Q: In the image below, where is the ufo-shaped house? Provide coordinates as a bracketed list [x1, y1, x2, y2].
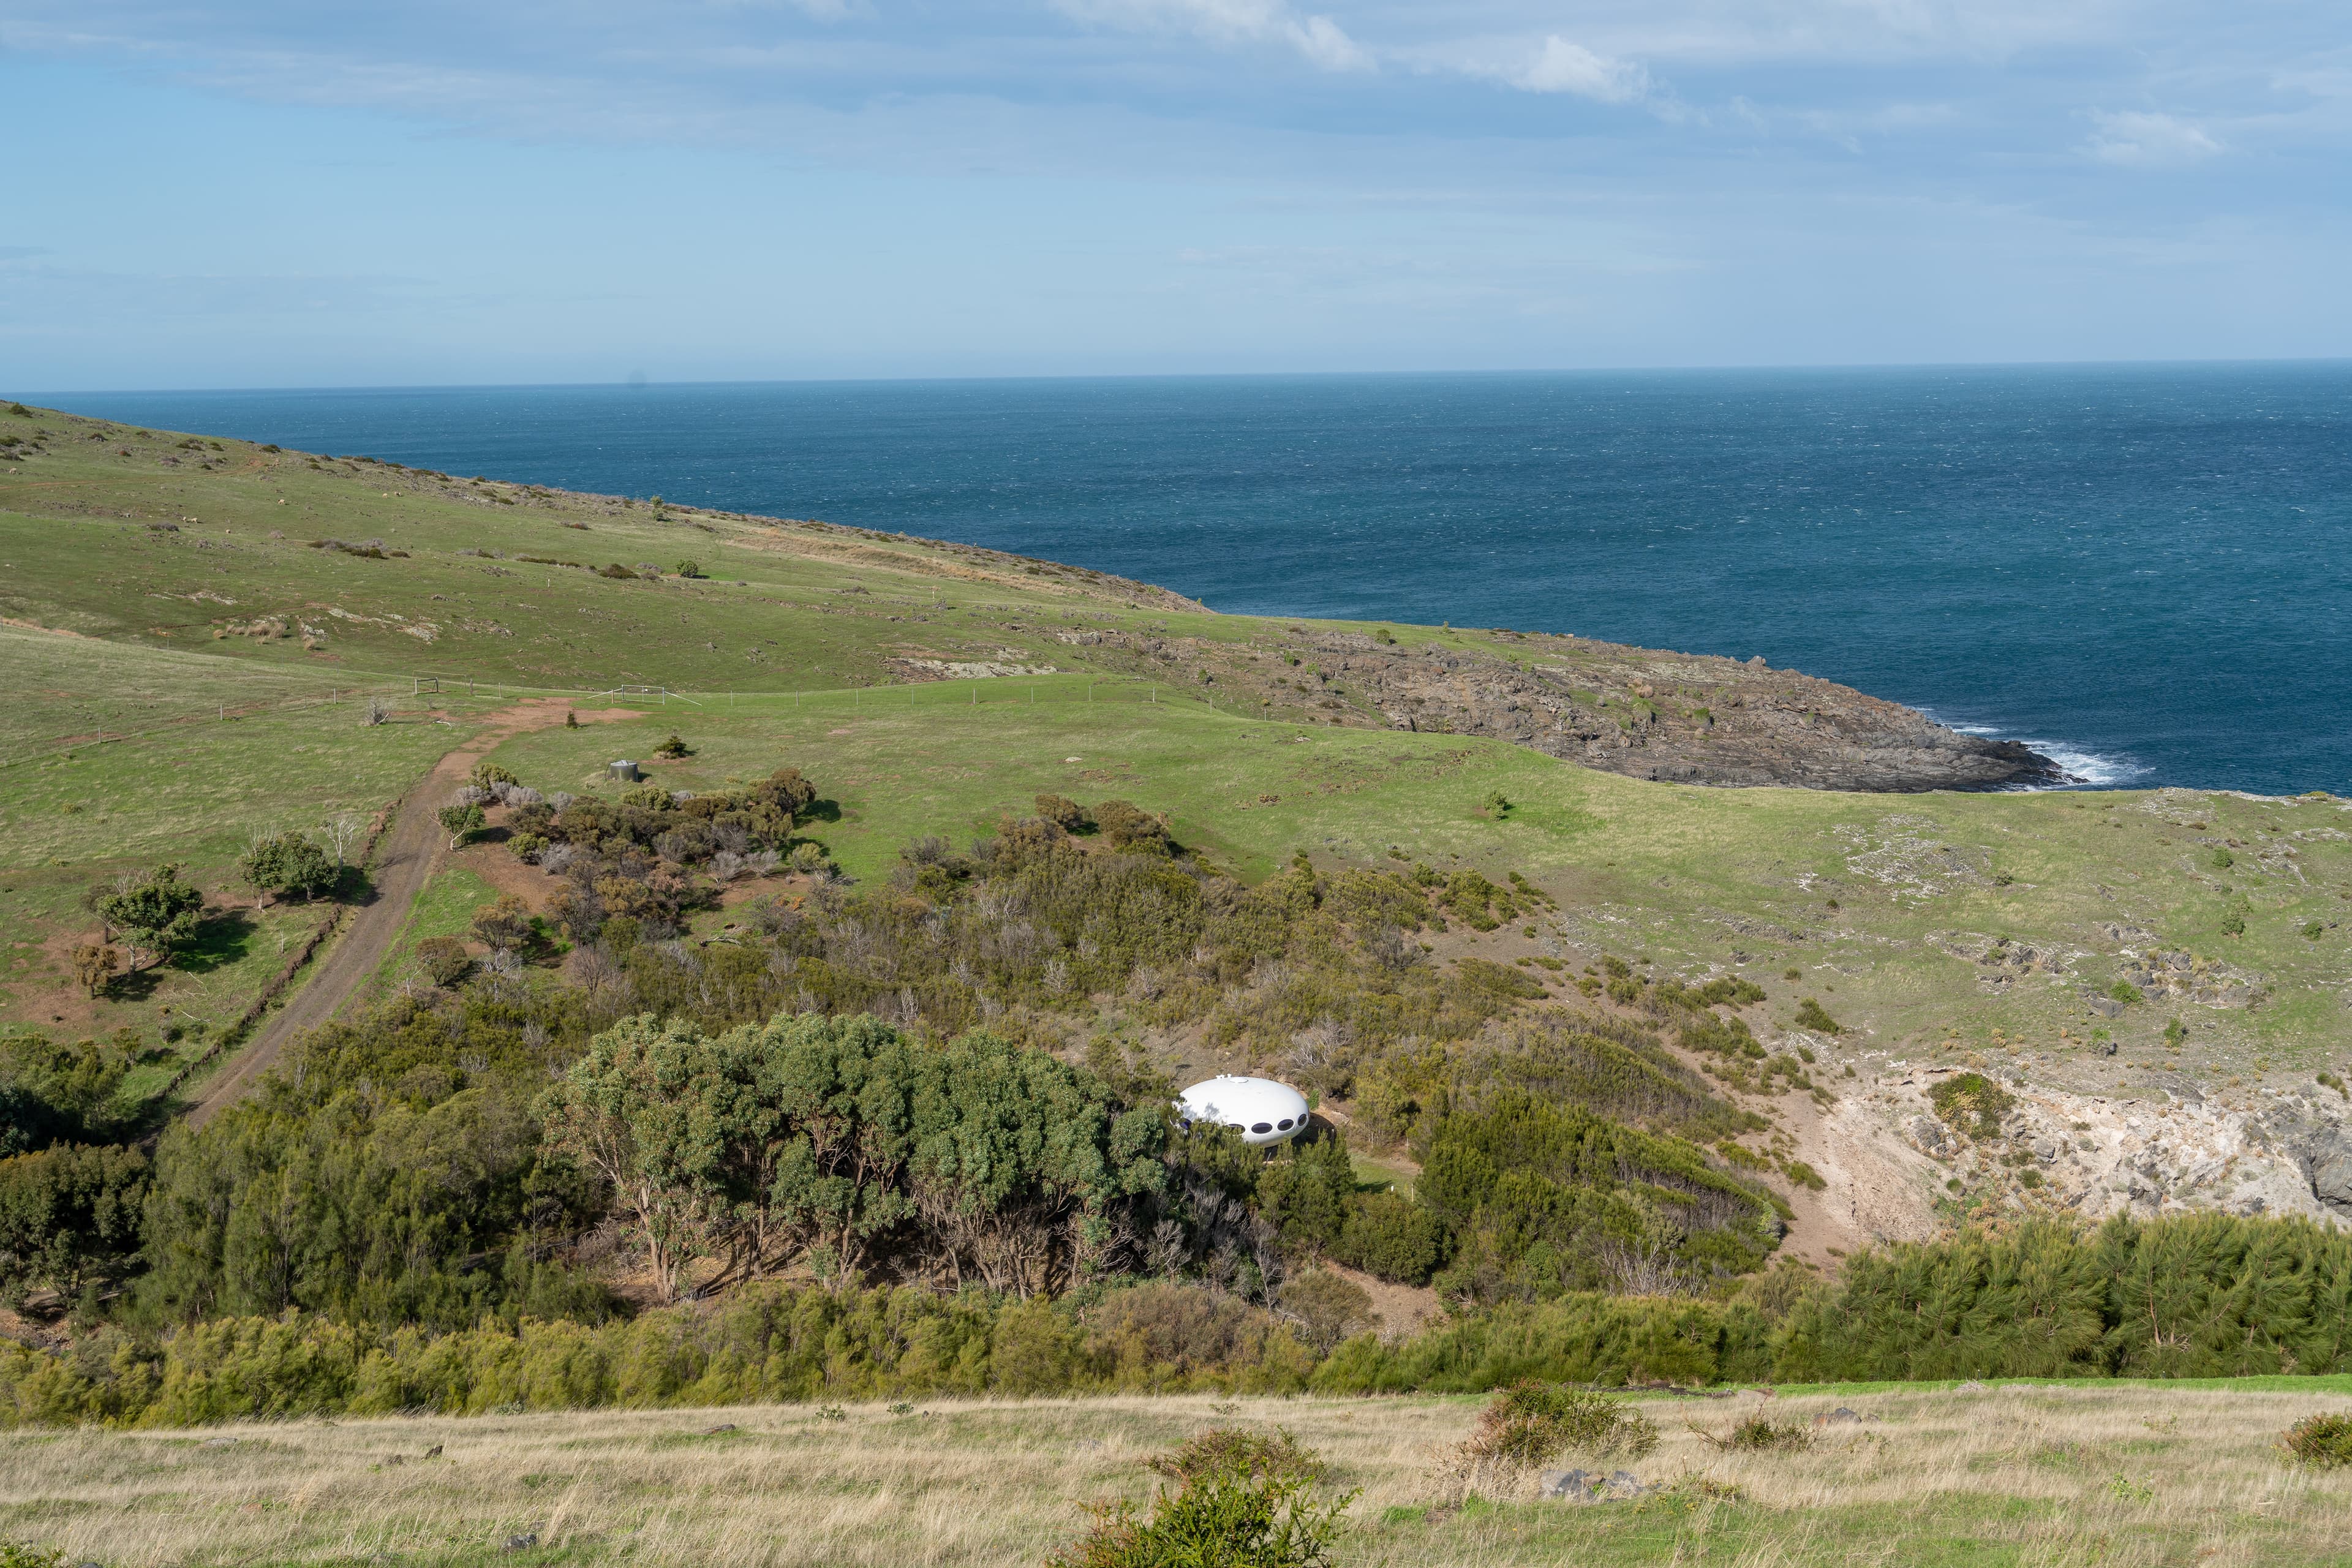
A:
[1175, 1074, 1312, 1147]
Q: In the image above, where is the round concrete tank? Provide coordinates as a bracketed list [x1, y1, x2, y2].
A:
[609, 760, 641, 782]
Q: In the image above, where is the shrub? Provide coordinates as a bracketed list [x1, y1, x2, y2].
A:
[2282, 1413, 2352, 1468]
[92, 864, 205, 972]
[1927, 1072, 2014, 1141]
[1792, 998, 1842, 1034]
[1036, 794, 1091, 832]
[2108, 981, 2142, 1005]
[1048, 1468, 1349, 1568]
[239, 831, 337, 905]
[469, 895, 535, 952]
[1782, 1159, 1825, 1191]
[1455, 1381, 1658, 1480]
[676, 560, 703, 578]
[1147, 1428, 1325, 1486]
[653, 734, 692, 758]
[437, 802, 486, 848]
[1713, 1414, 1811, 1452]
[1093, 800, 1170, 854]
[0, 1142, 151, 1295]
[0, 1542, 67, 1568]
[70, 942, 116, 998]
[597, 563, 637, 579]
[1277, 1271, 1375, 1355]
[1331, 1191, 1446, 1286]
[414, 936, 473, 987]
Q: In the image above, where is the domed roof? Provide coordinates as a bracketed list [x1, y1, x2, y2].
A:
[1175, 1075, 1312, 1146]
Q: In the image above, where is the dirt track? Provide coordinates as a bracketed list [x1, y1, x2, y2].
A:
[187, 699, 630, 1126]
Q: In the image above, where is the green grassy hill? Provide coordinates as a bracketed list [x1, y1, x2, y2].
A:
[2, 398, 2348, 1190]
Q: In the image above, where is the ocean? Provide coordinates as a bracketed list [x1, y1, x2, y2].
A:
[47, 364, 2352, 796]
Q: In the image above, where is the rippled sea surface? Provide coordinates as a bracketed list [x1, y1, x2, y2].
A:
[53, 364, 2352, 794]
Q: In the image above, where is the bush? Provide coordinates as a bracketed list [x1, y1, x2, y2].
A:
[239, 831, 337, 904]
[0, 1142, 151, 1295]
[1712, 1414, 1811, 1452]
[1792, 998, 1842, 1034]
[2283, 1413, 2352, 1468]
[1455, 1380, 1658, 1475]
[1093, 800, 1171, 854]
[0, 1542, 67, 1568]
[92, 864, 205, 972]
[1036, 794, 1091, 832]
[2108, 981, 2142, 1005]
[1147, 1427, 1325, 1486]
[438, 802, 486, 848]
[1277, 1272, 1375, 1355]
[1331, 1191, 1446, 1286]
[469, 895, 534, 952]
[653, 734, 692, 758]
[414, 936, 473, 987]
[1927, 1072, 2014, 1141]
[1049, 1467, 1350, 1568]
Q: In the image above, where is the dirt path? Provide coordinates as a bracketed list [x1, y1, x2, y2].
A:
[186, 699, 632, 1126]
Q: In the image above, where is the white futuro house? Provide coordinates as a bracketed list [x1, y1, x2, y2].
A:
[1175, 1075, 1313, 1147]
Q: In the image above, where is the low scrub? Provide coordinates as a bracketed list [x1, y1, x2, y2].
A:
[2282, 1413, 2352, 1469]
[1048, 1467, 1350, 1568]
[1455, 1380, 1658, 1474]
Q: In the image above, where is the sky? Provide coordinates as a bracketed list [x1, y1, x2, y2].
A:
[4, 0, 2350, 388]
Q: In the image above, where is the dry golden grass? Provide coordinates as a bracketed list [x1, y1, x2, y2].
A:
[4, 1385, 2352, 1567]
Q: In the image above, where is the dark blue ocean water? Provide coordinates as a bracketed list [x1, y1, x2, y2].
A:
[47, 366, 2352, 794]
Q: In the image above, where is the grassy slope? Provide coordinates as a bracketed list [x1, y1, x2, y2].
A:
[492, 682, 2352, 1084]
[4, 1385, 2349, 1567]
[2, 402, 2349, 1103]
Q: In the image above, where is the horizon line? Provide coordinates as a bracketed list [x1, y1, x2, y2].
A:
[23, 355, 2352, 401]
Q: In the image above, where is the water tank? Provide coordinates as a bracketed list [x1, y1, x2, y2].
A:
[1175, 1075, 1312, 1146]
[609, 760, 641, 782]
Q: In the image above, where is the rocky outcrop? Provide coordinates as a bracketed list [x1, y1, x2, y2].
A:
[1167, 627, 2068, 793]
[1872, 1068, 2352, 1223]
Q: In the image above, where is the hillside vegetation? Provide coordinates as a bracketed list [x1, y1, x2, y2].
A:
[4, 399, 2352, 1494]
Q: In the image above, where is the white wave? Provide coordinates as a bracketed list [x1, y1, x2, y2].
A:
[1917, 707, 2152, 790]
[2008, 740, 2154, 790]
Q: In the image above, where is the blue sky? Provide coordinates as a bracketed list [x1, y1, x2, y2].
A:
[6, 0, 2349, 388]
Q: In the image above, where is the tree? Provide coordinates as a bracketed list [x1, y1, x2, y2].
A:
[238, 832, 336, 907]
[414, 936, 473, 987]
[322, 810, 366, 869]
[92, 864, 205, 973]
[70, 943, 117, 998]
[469, 894, 534, 952]
[540, 1015, 742, 1304]
[438, 801, 486, 850]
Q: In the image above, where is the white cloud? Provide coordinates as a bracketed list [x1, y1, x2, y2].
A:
[1502, 36, 1652, 102]
[1050, 0, 1373, 72]
[2086, 109, 2223, 165]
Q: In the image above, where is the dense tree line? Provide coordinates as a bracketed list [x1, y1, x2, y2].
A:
[14, 1212, 2352, 1427]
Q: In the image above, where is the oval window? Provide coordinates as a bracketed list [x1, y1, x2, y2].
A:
[1250, 1121, 1273, 1134]
[1276, 1118, 1294, 1131]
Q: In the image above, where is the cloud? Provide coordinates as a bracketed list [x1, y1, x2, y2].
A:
[2086, 109, 2223, 166]
[1050, 0, 1373, 72]
[1498, 36, 1653, 102]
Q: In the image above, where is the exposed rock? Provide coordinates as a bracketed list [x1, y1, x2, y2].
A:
[1540, 1468, 1658, 1502]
